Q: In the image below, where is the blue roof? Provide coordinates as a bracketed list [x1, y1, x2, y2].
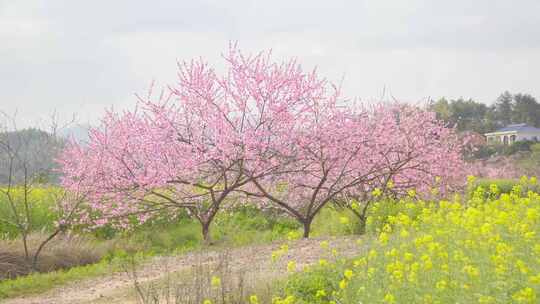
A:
[495, 123, 540, 133]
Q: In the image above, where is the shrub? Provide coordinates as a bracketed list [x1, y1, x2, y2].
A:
[283, 264, 342, 304]
[503, 140, 537, 155]
[311, 207, 360, 237]
[212, 206, 301, 246]
[471, 145, 498, 159]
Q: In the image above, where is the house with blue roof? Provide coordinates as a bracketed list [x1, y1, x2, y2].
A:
[484, 123, 540, 145]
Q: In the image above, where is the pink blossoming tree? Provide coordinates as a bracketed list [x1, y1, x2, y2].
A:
[241, 102, 389, 238]
[246, 103, 467, 237]
[335, 104, 467, 232]
[59, 45, 334, 242]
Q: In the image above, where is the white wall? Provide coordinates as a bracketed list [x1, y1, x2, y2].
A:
[517, 131, 540, 141]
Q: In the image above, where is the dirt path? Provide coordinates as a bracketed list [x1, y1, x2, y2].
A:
[4, 236, 364, 304]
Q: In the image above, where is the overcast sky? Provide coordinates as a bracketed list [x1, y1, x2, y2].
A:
[2, 0, 540, 127]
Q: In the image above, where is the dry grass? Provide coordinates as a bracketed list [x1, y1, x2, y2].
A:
[0, 233, 108, 280]
[125, 250, 277, 304]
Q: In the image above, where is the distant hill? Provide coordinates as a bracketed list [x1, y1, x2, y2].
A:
[0, 128, 65, 184]
[58, 123, 91, 144]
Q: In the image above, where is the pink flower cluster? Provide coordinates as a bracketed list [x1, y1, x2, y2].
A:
[57, 45, 467, 237]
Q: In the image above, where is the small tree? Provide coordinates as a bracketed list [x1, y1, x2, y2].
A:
[243, 102, 396, 238]
[335, 104, 467, 232]
[0, 113, 87, 271]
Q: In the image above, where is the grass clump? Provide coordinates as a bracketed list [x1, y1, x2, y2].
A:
[0, 233, 109, 280]
[282, 264, 341, 304]
[212, 206, 301, 246]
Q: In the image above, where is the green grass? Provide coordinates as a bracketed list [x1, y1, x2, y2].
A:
[311, 207, 360, 237]
[212, 206, 301, 245]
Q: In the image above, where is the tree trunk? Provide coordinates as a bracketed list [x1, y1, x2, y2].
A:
[358, 215, 367, 235]
[349, 201, 370, 235]
[302, 218, 313, 238]
[32, 229, 62, 271]
[22, 233, 30, 263]
[201, 222, 212, 245]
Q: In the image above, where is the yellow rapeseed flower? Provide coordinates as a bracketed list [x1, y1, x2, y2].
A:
[383, 293, 396, 304]
[512, 287, 536, 303]
[478, 295, 495, 304]
[210, 276, 221, 287]
[287, 261, 296, 273]
[529, 274, 540, 284]
[379, 232, 389, 244]
[249, 295, 259, 304]
[436, 280, 447, 290]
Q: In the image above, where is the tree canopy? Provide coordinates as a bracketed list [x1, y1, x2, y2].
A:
[429, 92, 540, 134]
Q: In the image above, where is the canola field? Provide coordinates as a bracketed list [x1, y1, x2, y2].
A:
[279, 178, 540, 304]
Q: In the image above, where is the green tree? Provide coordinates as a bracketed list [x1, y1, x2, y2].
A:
[429, 92, 540, 135]
[512, 93, 540, 127]
[430, 98, 451, 122]
[429, 98, 495, 133]
[494, 91, 513, 126]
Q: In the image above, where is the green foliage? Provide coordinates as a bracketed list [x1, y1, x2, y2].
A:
[0, 187, 58, 239]
[512, 93, 540, 127]
[212, 206, 300, 246]
[429, 92, 540, 139]
[505, 140, 536, 154]
[470, 139, 538, 159]
[429, 97, 494, 134]
[87, 206, 301, 256]
[517, 144, 540, 172]
[311, 207, 360, 237]
[119, 218, 203, 254]
[532, 143, 540, 154]
[470, 144, 498, 159]
[282, 264, 342, 304]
